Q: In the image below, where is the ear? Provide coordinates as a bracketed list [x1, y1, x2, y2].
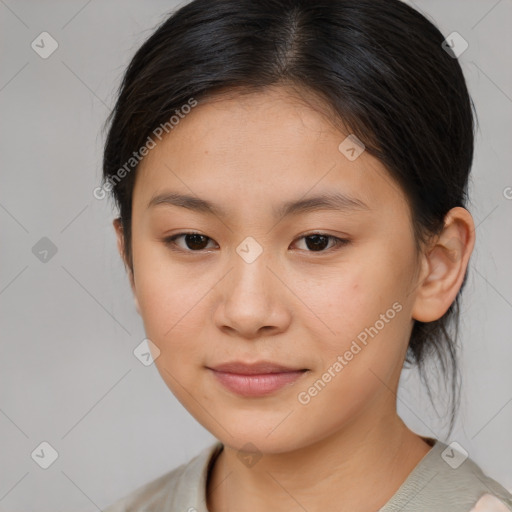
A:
[411, 207, 475, 322]
[113, 218, 141, 315]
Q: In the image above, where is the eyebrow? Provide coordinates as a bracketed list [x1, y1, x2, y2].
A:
[147, 191, 370, 218]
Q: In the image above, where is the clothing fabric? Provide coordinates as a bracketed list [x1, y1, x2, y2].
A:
[104, 437, 512, 511]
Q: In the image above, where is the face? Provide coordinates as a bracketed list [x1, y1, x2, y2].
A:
[119, 86, 426, 454]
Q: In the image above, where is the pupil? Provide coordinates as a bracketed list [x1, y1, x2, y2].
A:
[183, 234, 329, 251]
[186, 234, 208, 250]
[306, 235, 328, 251]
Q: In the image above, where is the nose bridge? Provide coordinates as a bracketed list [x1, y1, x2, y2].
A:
[214, 234, 287, 335]
[229, 234, 275, 300]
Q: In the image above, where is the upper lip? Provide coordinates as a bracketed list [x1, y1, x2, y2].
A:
[208, 361, 306, 375]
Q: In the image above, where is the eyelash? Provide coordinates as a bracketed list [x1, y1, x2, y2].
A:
[162, 231, 350, 254]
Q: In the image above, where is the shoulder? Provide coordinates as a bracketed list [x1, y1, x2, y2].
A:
[103, 441, 223, 512]
[380, 439, 512, 512]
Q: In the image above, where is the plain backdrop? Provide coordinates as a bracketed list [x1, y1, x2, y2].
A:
[0, 0, 511, 510]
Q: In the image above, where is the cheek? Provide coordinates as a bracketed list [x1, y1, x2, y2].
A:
[137, 276, 206, 347]
[131, 243, 207, 349]
[302, 255, 411, 371]
[300, 262, 392, 333]
[133, 258, 209, 401]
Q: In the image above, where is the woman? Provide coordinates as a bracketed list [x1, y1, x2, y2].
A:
[101, 0, 512, 510]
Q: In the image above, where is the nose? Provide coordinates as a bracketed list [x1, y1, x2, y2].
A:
[212, 247, 292, 339]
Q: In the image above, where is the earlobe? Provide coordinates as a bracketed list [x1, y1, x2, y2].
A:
[411, 207, 475, 323]
[133, 294, 141, 315]
[113, 218, 125, 263]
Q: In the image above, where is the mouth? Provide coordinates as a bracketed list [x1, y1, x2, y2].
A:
[206, 361, 309, 397]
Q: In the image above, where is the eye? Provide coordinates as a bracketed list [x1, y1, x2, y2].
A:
[162, 231, 350, 253]
[163, 232, 217, 252]
[292, 232, 350, 253]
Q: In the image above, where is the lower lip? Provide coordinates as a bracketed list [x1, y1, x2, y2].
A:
[209, 369, 306, 397]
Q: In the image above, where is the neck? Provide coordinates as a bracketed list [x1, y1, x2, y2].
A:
[206, 408, 432, 512]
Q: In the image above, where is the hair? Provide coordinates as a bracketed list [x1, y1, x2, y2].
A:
[102, 0, 477, 437]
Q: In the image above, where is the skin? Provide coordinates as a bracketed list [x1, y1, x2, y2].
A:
[114, 85, 475, 512]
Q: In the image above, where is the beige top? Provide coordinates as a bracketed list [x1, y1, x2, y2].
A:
[104, 438, 512, 511]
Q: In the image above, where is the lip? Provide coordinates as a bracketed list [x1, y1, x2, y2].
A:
[209, 361, 306, 375]
[207, 361, 308, 397]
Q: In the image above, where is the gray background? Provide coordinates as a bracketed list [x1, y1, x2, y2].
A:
[0, 0, 511, 510]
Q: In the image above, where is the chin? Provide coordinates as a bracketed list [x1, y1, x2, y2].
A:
[202, 414, 314, 456]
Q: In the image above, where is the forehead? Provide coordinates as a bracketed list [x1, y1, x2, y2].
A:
[132, 87, 408, 220]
